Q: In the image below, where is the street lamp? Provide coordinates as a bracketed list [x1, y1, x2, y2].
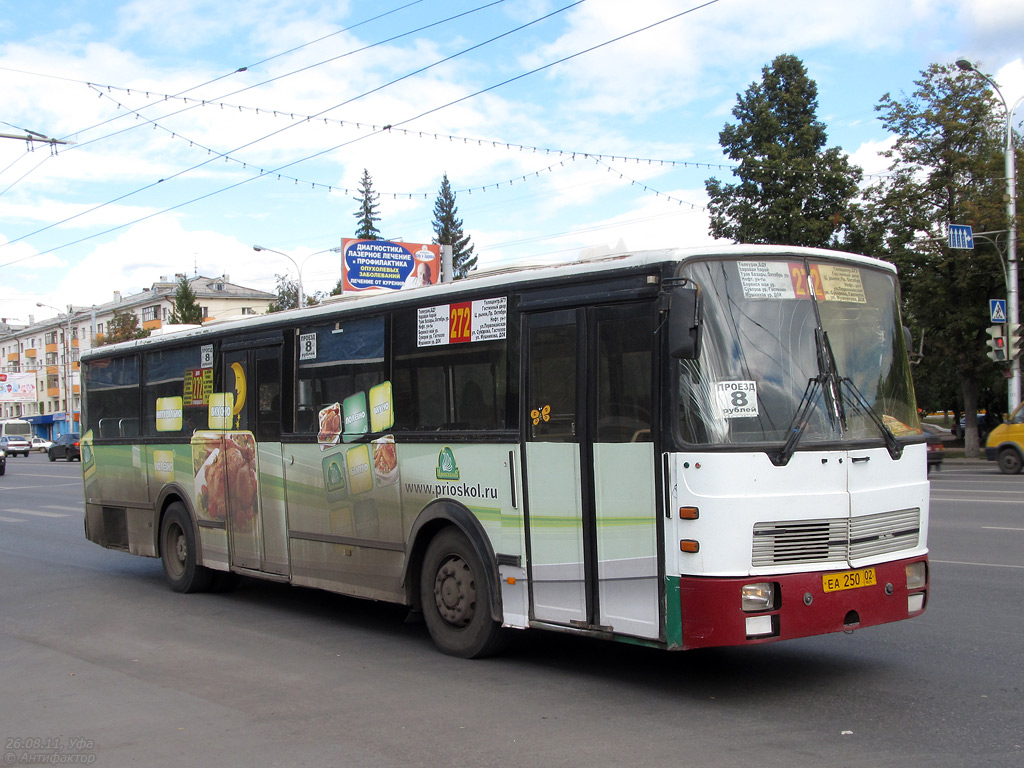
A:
[36, 302, 75, 435]
[956, 59, 1023, 411]
[254, 245, 305, 308]
[253, 245, 343, 308]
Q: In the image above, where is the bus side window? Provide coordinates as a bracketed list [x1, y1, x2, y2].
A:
[392, 307, 508, 433]
[84, 355, 141, 440]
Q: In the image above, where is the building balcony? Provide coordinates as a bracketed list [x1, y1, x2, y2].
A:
[47, 387, 60, 397]
[143, 318, 163, 331]
[6, 352, 18, 362]
[46, 343, 58, 354]
[24, 348, 37, 357]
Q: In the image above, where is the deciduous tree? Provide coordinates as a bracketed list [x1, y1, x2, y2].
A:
[101, 309, 149, 345]
[851, 62, 1020, 456]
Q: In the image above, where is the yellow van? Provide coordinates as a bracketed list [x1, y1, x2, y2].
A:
[985, 403, 1024, 474]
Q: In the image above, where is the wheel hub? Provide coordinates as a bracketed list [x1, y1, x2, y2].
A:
[433, 556, 476, 627]
[174, 532, 188, 563]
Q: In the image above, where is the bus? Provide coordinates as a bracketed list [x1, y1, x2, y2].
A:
[80, 245, 929, 657]
[0, 418, 33, 440]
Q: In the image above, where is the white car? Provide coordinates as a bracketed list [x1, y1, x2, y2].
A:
[31, 437, 53, 453]
[0, 435, 31, 458]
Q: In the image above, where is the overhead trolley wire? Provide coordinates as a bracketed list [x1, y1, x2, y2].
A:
[0, 0, 583, 262]
[0, 0, 721, 269]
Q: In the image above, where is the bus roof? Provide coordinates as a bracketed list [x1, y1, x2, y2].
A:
[81, 244, 896, 360]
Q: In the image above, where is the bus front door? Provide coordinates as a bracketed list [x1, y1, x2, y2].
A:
[221, 345, 289, 576]
[523, 304, 661, 640]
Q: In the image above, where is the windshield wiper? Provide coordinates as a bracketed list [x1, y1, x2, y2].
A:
[839, 378, 904, 460]
[771, 266, 847, 467]
[771, 376, 822, 466]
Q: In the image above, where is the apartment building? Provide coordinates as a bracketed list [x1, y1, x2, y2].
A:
[0, 275, 275, 438]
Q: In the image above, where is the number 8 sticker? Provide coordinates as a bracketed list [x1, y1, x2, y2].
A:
[714, 380, 759, 419]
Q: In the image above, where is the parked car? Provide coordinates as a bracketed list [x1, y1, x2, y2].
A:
[921, 423, 942, 473]
[30, 436, 53, 453]
[0, 434, 31, 458]
[47, 433, 81, 462]
[985, 403, 1024, 474]
[0, 445, 6, 476]
[925, 434, 944, 474]
[952, 413, 1001, 443]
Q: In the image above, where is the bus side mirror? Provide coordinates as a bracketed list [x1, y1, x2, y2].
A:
[668, 286, 701, 359]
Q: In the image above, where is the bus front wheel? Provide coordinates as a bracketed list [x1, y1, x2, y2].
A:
[160, 503, 213, 593]
[420, 527, 505, 658]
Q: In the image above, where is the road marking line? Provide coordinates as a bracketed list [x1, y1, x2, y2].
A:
[6, 509, 67, 518]
[0, 482, 87, 491]
[42, 505, 82, 512]
[982, 526, 1024, 532]
[931, 497, 1023, 505]
[932, 559, 1024, 570]
[0, 516, 25, 523]
[928, 488, 1023, 494]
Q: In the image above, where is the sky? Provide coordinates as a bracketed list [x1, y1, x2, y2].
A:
[1, 0, 1023, 325]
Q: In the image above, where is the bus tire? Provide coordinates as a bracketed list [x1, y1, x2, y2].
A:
[420, 527, 506, 658]
[159, 502, 213, 593]
[998, 448, 1022, 475]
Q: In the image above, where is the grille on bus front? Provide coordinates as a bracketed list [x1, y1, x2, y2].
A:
[751, 509, 920, 567]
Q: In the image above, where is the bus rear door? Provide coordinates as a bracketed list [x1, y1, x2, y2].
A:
[221, 339, 289, 576]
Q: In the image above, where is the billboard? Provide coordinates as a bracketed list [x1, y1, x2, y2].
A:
[0, 372, 37, 402]
[342, 240, 440, 293]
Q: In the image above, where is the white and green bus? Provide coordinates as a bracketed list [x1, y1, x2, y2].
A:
[81, 245, 929, 657]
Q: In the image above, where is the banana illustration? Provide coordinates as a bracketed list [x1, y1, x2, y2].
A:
[231, 362, 247, 416]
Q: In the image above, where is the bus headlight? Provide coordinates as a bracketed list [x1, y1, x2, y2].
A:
[906, 562, 927, 590]
[741, 582, 775, 612]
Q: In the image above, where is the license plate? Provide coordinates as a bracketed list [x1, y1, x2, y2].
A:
[822, 567, 877, 593]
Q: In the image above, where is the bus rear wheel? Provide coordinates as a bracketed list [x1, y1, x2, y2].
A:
[160, 503, 213, 593]
[420, 527, 506, 658]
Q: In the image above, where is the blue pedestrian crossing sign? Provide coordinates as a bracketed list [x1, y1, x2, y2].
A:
[949, 224, 974, 249]
[990, 299, 1007, 323]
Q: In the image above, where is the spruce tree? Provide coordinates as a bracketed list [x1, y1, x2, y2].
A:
[353, 168, 382, 240]
[432, 173, 477, 279]
[705, 54, 861, 247]
[168, 275, 204, 325]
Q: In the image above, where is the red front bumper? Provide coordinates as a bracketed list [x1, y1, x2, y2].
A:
[676, 556, 928, 650]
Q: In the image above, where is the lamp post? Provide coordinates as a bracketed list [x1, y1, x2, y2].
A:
[253, 245, 343, 308]
[36, 302, 75, 435]
[956, 59, 1022, 412]
[254, 245, 306, 308]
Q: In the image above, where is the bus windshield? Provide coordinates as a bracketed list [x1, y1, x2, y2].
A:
[676, 256, 920, 448]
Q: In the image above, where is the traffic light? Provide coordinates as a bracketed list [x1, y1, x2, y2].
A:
[1006, 323, 1023, 360]
[986, 325, 1007, 362]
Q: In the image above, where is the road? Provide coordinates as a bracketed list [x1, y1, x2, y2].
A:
[1, 453, 1021, 767]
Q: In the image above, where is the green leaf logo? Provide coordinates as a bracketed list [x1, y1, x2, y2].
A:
[435, 446, 460, 481]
